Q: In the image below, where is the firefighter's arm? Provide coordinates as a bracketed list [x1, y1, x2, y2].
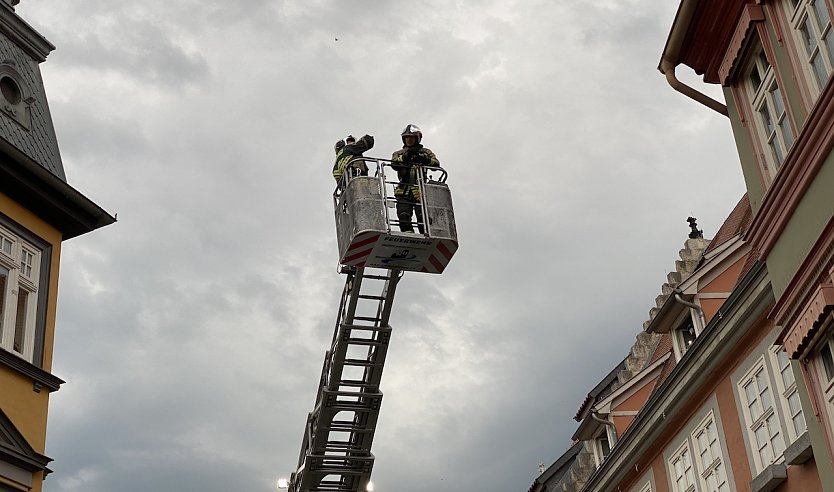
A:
[391, 150, 406, 171]
[420, 148, 440, 167]
[347, 134, 374, 153]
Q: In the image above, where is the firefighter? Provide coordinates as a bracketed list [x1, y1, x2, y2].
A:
[391, 124, 440, 234]
[333, 134, 374, 184]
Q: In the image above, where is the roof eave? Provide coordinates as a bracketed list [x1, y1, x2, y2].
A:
[0, 142, 115, 239]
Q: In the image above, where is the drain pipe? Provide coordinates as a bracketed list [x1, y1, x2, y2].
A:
[673, 289, 707, 332]
[591, 410, 618, 445]
[659, 0, 728, 117]
[660, 61, 728, 117]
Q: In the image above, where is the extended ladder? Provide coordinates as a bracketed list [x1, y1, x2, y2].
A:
[289, 266, 402, 492]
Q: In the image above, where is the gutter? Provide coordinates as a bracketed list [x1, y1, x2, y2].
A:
[658, 0, 729, 117]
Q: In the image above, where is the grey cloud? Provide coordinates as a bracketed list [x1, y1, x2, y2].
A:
[14, 1, 750, 491]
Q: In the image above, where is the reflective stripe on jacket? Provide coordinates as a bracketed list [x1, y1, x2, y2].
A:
[332, 135, 374, 182]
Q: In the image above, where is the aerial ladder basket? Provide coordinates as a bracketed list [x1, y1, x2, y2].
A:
[334, 158, 458, 274]
[285, 158, 458, 492]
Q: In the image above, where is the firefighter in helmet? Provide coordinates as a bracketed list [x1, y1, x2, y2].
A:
[391, 124, 440, 233]
[333, 134, 374, 184]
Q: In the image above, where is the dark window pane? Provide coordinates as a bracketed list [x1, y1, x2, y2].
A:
[13, 289, 27, 353]
[0, 267, 7, 336]
[679, 321, 697, 350]
[820, 342, 834, 380]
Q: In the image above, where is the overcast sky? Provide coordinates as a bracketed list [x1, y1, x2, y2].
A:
[18, 1, 745, 491]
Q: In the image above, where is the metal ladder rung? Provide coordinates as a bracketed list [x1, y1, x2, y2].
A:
[337, 338, 385, 347]
[333, 380, 378, 389]
[351, 316, 382, 323]
[357, 294, 386, 301]
[342, 359, 383, 367]
[360, 274, 390, 280]
[324, 423, 374, 433]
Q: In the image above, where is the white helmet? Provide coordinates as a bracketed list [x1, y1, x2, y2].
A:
[401, 124, 422, 144]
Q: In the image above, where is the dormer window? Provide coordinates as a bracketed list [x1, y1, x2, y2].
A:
[0, 61, 32, 130]
[673, 313, 702, 360]
[592, 426, 614, 467]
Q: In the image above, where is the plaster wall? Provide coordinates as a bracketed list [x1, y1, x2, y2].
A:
[767, 152, 834, 298]
[725, 86, 766, 214]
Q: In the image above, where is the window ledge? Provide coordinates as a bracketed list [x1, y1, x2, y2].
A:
[0, 349, 63, 392]
[784, 431, 814, 465]
[750, 462, 787, 492]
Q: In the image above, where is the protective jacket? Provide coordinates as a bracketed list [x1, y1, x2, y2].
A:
[333, 135, 375, 183]
[391, 145, 440, 201]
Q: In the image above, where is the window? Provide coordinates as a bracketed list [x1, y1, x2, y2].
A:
[669, 442, 696, 492]
[639, 483, 652, 492]
[692, 413, 730, 492]
[788, 0, 834, 92]
[813, 329, 834, 434]
[592, 426, 614, 467]
[745, 43, 795, 172]
[738, 360, 786, 472]
[0, 64, 32, 130]
[0, 224, 41, 363]
[771, 346, 807, 440]
[673, 313, 701, 360]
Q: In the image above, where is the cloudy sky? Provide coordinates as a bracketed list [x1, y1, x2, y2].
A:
[18, 1, 745, 491]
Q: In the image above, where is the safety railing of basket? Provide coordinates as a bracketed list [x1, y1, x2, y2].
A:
[333, 157, 447, 234]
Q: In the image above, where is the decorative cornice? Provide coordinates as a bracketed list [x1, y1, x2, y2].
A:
[0, 4, 54, 63]
[719, 5, 765, 85]
[773, 216, 834, 343]
[745, 74, 834, 258]
[781, 282, 834, 358]
[0, 349, 63, 392]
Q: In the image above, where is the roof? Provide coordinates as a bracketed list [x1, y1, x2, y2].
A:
[0, 144, 115, 239]
[660, 0, 748, 83]
[529, 441, 583, 491]
[574, 359, 627, 421]
[704, 194, 752, 255]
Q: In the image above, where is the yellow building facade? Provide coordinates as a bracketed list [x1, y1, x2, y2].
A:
[0, 2, 114, 490]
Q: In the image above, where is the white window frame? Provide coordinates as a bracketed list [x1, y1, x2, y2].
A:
[812, 325, 834, 435]
[638, 483, 652, 492]
[668, 441, 697, 492]
[672, 310, 702, 361]
[737, 357, 787, 472]
[592, 426, 614, 467]
[691, 412, 730, 492]
[770, 345, 807, 441]
[786, 0, 834, 95]
[743, 41, 795, 175]
[0, 224, 40, 363]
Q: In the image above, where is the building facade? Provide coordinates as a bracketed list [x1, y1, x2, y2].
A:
[530, 0, 834, 491]
[0, 1, 114, 490]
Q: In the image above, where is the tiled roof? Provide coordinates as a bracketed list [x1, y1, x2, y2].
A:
[574, 359, 627, 421]
[704, 194, 752, 255]
[647, 333, 673, 366]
